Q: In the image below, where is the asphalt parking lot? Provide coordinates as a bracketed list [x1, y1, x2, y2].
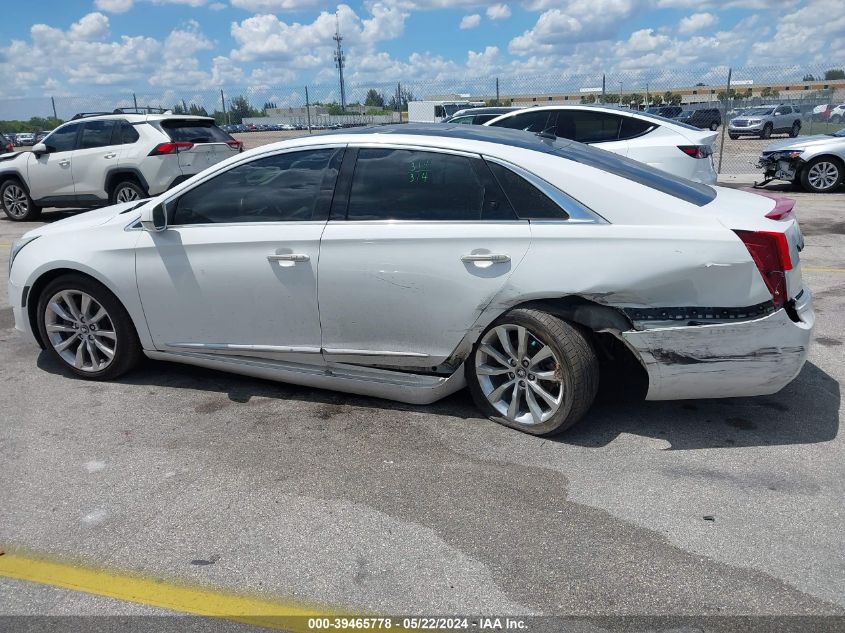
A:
[1, 181, 844, 625]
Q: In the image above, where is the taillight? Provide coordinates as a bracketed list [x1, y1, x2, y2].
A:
[148, 142, 193, 156]
[226, 140, 243, 152]
[677, 145, 712, 159]
[735, 230, 793, 308]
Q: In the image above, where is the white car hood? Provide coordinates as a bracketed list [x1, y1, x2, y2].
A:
[764, 135, 842, 152]
[23, 201, 142, 239]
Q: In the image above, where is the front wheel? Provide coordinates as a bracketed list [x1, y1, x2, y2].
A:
[800, 157, 843, 193]
[709, 122, 719, 131]
[761, 123, 773, 139]
[1, 179, 41, 221]
[789, 121, 801, 138]
[37, 274, 142, 380]
[466, 309, 599, 436]
[729, 134, 739, 140]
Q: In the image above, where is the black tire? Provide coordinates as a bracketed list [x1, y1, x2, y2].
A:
[109, 179, 146, 205]
[466, 308, 599, 436]
[36, 274, 142, 381]
[1, 179, 42, 221]
[709, 122, 719, 131]
[729, 134, 739, 140]
[789, 121, 801, 137]
[800, 156, 843, 193]
[761, 123, 773, 139]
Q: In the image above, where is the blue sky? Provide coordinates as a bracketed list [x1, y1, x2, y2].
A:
[0, 0, 842, 108]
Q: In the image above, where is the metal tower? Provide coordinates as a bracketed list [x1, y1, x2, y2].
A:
[333, 13, 346, 111]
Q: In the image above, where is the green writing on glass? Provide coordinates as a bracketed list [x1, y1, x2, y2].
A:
[408, 159, 432, 184]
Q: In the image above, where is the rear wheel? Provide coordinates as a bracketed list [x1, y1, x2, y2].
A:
[110, 179, 146, 205]
[1, 179, 41, 221]
[800, 157, 843, 193]
[37, 275, 142, 380]
[467, 309, 599, 436]
[761, 123, 773, 139]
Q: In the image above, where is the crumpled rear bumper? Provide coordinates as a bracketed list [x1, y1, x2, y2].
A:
[622, 291, 814, 401]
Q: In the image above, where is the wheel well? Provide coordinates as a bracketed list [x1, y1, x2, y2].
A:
[802, 154, 845, 176]
[27, 268, 131, 349]
[0, 173, 29, 195]
[106, 171, 145, 197]
[502, 296, 649, 400]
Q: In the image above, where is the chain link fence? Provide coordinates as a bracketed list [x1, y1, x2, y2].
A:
[1, 65, 843, 176]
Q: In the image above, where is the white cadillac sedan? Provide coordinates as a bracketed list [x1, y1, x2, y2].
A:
[8, 125, 814, 436]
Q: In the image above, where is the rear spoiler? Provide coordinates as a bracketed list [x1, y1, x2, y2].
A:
[740, 187, 795, 220]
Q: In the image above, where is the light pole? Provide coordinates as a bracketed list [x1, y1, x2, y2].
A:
[333, 12, 346, 112]
[619, 82, 623, 104]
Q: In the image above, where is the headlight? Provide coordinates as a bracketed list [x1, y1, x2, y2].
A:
[749, 119, 762, 124]
[773, 150, 805, 161]
[9, 235, 39, 273]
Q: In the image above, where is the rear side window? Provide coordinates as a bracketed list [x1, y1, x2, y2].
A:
[160, 119, 233, 143]
[346, 149, 515, 222]
[487, 161, 568, 220]
[79, 120, 117, 149]
[171, 148, 342, 225]
[492, 110, 554, 134]
[558, 111, 622, 143]
[112, 120, 139, 145]
[619, 116, 656, 140]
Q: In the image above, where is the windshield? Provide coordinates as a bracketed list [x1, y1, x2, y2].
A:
[744, 108, 775, 116]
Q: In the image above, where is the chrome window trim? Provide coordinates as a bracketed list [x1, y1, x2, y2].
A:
[482, 155, 608, 224]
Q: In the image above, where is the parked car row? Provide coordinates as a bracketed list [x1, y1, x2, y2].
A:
[7, 123, 815, 436]
[0, 111, 242, 221]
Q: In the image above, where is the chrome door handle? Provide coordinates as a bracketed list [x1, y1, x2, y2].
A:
[268, 254, 310, 262]
[58, 160, 70, 167]
[461, 254, 510, 263]
[103, 153, 117, 159]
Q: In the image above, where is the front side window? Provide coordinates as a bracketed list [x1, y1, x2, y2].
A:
[79, 120, 117, 149]
[171, 148, 343, 225]
[346, 148, 514, 222]
[44, 123, 80, 153]
[491, 110, 554, 134]
[450, 116, 475, 125]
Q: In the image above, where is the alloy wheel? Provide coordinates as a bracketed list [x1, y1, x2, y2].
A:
[44, 290, 117, 372]
[115, 186, 140, 203]
[475, 324, 563, 426]
[3, 184, 29, 218]
[807, 162, 839, 191]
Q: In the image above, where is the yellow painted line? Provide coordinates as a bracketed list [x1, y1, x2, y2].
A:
[0, 549, 348, 631]
[802, 266, 845, 273]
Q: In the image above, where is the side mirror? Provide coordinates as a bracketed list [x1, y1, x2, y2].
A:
[32, 142, 48, 157]
[140, 202, 167, 232]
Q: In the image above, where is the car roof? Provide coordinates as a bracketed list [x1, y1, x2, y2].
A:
[65, 113, 214, 124]
[265, 123, 716, 207]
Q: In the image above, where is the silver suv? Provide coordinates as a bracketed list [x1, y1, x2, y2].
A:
[729, 104, 802, 140]
[0, 109, 242, 221]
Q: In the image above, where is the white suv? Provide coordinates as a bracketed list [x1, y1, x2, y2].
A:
[0, 109, 242, 221]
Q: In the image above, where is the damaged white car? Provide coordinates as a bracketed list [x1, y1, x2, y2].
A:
[8, 125, 814, 436]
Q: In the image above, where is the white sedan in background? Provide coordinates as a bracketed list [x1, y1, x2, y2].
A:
[485, 105, 718, 184]
[8, 125, 812, 436]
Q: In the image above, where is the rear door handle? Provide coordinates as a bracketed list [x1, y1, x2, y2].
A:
[103, 153, 117, 159]
[461, 254, 510, 263]
[268, 254, 310, 263]
[58, 159, 70, 167]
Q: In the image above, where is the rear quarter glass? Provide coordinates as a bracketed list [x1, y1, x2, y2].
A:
[160, 120, 234, 143]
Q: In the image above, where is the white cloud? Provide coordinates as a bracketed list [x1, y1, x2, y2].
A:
[459, 14, 481, 29]
[230, 0, 321, 10]
[509, 0, 637, 55]
[486, 3, 511, 19]
[750, 0, 845, 63]
[209, 2, 227, 8]
[94, 0, 134, 13]
[656, 0, 796, 8]
[677, 12, 717, 34]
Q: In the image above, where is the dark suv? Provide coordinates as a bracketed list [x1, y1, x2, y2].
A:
[677, 108, 721, 131]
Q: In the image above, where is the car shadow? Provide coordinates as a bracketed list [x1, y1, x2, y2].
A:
[35, 350, 840, 451]
[0, 207, 86, 224]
